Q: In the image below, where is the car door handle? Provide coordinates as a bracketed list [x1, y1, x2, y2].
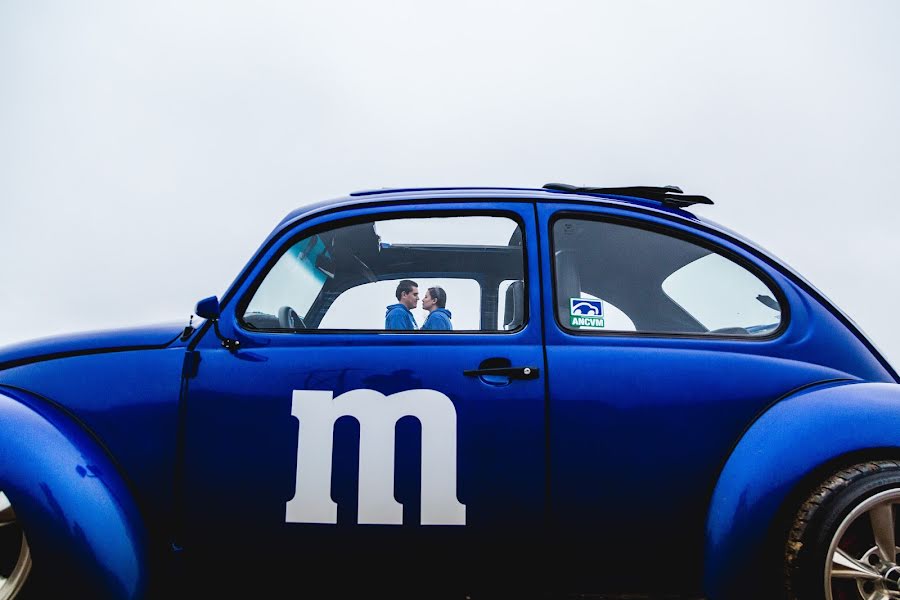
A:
[463, 366, 540, 380]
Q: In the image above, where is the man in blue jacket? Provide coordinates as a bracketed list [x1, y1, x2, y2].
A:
[385, 280, 419, 330]
[421, 286, 453, 330]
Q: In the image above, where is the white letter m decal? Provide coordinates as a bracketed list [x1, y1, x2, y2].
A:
[285, 389, 466, 526]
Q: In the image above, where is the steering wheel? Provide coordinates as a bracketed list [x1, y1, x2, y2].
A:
[277, 306, 307, 329]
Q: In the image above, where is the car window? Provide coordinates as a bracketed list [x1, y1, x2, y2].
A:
[661, 253, 781, 334]
[242, 233, 330, 325]
[552, 217, 783, 336]
[241, 214, 525, 332]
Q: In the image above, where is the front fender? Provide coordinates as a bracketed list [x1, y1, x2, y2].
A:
[704, 381, 900, 600]
[0, 385, 147, 599]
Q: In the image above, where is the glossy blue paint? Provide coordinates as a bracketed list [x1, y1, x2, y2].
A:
[705, 381, 900, 600]
[0, 188, 897, 599]
[536, 202, 891, 593]
[0, 348, 186, 528]
[0, 386, 148, 598]
[193, 296, 220, 321]
[179, 202, 547, 592]
[0, 322, 183, 369]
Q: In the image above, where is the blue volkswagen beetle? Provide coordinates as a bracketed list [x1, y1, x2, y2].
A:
[1, 184, 897, 600]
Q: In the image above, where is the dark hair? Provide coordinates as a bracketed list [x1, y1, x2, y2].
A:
[428, 286, 447, 308]
[395, 279, 418, 300]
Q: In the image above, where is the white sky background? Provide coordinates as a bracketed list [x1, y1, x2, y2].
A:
[1, 1, 899, 366]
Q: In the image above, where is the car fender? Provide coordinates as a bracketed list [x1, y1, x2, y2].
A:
[704, 381, 900, 600]
[0, 385, 147, 599]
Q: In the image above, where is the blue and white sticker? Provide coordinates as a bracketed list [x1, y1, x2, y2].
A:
[569, 298, 605, 328]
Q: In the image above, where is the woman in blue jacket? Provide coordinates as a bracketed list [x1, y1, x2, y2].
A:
[421, 286, 452, 330]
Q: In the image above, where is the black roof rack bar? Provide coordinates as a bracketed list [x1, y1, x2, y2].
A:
[542, 183, 713, 209]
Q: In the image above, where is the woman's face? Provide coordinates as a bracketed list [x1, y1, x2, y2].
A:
[421, 291, 436, 312]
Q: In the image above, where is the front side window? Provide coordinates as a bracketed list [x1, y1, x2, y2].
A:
[552, 217, 783, 336]
[241, 214, 525, 332]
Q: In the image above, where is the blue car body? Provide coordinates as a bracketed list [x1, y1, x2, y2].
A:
[0, 186, 897, 599]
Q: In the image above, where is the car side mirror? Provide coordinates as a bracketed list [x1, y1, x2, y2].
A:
[195, 295, 221, 320]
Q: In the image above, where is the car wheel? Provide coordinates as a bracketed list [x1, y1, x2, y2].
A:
[785, 460, 900, 600]
[0, 491, 31, 600]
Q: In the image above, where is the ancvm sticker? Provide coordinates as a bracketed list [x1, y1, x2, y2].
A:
[570, 298, 605, 328]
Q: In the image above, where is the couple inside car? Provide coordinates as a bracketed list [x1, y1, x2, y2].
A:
[384, 280, 452, 331]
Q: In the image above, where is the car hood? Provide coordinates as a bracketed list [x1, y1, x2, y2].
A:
[0, 321, 186, 370]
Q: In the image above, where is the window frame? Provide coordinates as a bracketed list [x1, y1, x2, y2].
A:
[548, 211, 791, 341]
[234, 208, 531, 336]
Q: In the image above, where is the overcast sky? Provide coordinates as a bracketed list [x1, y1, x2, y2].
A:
[2, 1, 899, 367]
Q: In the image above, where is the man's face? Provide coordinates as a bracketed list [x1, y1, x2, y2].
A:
[401, 287, 419, 309]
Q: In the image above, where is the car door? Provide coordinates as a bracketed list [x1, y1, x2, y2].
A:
[178, 201, 546, 594]
[537, 202, 857, 595]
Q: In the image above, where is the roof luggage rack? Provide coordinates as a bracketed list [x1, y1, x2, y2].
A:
[542, 183, 713, 209]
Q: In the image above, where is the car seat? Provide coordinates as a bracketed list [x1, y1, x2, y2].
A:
[503, 280, 525, 331]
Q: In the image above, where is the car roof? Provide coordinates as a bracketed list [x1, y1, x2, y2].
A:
[278, 185, 708, 227]
[268, 185, 800, 308]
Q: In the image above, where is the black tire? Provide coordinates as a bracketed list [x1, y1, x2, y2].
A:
[785, 460, 900, 600]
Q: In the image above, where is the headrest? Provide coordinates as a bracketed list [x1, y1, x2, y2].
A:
[503, 280, 525, 330]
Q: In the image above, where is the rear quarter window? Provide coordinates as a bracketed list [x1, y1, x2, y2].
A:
[552, 216, 783, 337]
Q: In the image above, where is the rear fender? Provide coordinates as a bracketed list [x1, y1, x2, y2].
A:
[0, 385, 147, 599]
[705, 381, 900, 600]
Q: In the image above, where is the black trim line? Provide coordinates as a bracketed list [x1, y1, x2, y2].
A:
[170, 350, 197, 549]
[0, 333, 183, 372]
[532, 202, 554, 530]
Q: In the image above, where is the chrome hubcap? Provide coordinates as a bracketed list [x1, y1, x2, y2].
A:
[826, 489, 900, 600]
[0, 492, 31, 600]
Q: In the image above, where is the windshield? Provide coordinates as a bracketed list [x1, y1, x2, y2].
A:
[244, 235, 330, 319]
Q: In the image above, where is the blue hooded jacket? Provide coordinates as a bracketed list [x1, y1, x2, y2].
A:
[385, 303, 417, 330]
[421, 308, 453, 331]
